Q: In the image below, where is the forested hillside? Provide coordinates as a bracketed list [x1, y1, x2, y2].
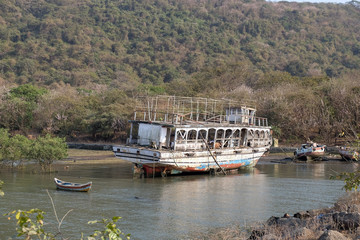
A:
[0, 0, 360, 144]
[0, 0, 359, 87]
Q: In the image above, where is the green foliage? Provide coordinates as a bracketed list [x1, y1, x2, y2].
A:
[0, 84, 47, 131]
[0, 128, 31, 167]
[87, 217, 131, 240]
[29, 134, 68, 170]
[0, 0, 360, 86]
[5, 209, 53, 239]
[9, 84, 47, 102]
[137, 84, 166, 96]
[334, 171, 360, 192]
[5, 209, 129, 240]
[271, 126, 282, 139]
[0, 0, 359, 144]
[0, 129, 68, 169]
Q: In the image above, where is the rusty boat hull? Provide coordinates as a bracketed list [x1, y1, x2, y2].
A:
[113, 145, 268, 176]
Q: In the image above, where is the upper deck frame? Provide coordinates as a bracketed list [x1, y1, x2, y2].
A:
[133, 95, 268, 127]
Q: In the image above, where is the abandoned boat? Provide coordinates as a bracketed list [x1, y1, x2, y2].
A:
[54, 178, 92, 192]
[294, 142, 326, 161]
[339, 147, 359, 161]
[113, 95, 272, 177]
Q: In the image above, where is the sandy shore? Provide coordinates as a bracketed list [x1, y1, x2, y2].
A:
[56, 149, 125, 164]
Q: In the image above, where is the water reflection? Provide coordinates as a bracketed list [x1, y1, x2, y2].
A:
[0, 160, 356, 239]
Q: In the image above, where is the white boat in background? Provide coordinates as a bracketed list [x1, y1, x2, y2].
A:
[339, 147, 359, 161]
[294, 142, 326, 161]
[113, 95, 272, 177]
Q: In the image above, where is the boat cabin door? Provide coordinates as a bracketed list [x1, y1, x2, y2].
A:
[165, 127, 175, 149]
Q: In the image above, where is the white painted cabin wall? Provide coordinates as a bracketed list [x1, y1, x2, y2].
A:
[137, 123, 167, 147]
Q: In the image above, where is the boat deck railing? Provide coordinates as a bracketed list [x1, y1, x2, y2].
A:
[132, 95, 269, 127]
[133, 112, 268, 127]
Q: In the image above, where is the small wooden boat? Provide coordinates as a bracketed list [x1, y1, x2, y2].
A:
[54, 178, 92, 192]
[339, 147, 359, 161]
[294, 142, 326, 161]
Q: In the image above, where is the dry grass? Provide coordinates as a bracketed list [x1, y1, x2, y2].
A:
[335, 192, 360, 213]
[67, 149, 113, 157]
[190, 224, 248, 240]
[60, 149, 125, 164]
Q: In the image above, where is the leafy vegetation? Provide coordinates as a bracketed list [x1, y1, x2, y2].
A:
[0, 128, 67, 169]
[6, 209, 52, 239]
[0, 0, 359, 86]
[87, 217, 131, 240]
[6, 209, 130, 240]
[29, 134, 68, 170]
[0, 0, 359, 143]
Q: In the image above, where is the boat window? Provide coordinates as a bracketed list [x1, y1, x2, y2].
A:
[216, 129, 224, 139]
[225, 129, 232, 138]
[198, 129, 207, 141]
[240, 129, 247, 146]
[248, 130, 254, 137]
[233, 129, 240, 138]
[188, 130, 197, 140]
[231, 129, 240, 147]
[260, 131, 265, 138]
[208, 128, 216, 149]
[176, 130, 186, 143]
[215, 129, 224, 149]
[223, 129, 233, 148]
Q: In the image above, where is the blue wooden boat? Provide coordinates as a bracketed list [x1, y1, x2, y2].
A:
[54, 178, 92, 192]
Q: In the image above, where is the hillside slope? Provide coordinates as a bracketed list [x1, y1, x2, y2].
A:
[0, 0, 359, 88]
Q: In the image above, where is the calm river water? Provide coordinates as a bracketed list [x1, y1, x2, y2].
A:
[0, 156, 357, 239]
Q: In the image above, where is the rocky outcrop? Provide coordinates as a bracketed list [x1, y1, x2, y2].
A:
[248, 207, 360, 240]
[318, 230, 350, 240]
[333, 212, 360, 230]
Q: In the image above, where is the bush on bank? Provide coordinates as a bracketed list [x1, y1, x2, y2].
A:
[0, 128, 67, 170]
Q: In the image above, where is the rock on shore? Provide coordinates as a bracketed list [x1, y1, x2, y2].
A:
[248, 193, 360, 240]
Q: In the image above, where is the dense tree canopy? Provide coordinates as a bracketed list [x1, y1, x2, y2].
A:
[0, 0, 359, 144]
[0, 0, 359, 88]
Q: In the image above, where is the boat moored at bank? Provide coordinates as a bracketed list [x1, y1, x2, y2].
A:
[294, 142, 326, 161]
[113, 95, 272, 177]
[339, 147, 359, 161]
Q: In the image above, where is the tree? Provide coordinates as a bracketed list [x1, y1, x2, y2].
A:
[9, 84, 47, 102]
[0, 128, 31, 167]
[0, 84, 47, 132]
[29, 135, 68, 171]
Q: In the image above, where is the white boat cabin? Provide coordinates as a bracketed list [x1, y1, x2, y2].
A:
[126, 96, 271, 152]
